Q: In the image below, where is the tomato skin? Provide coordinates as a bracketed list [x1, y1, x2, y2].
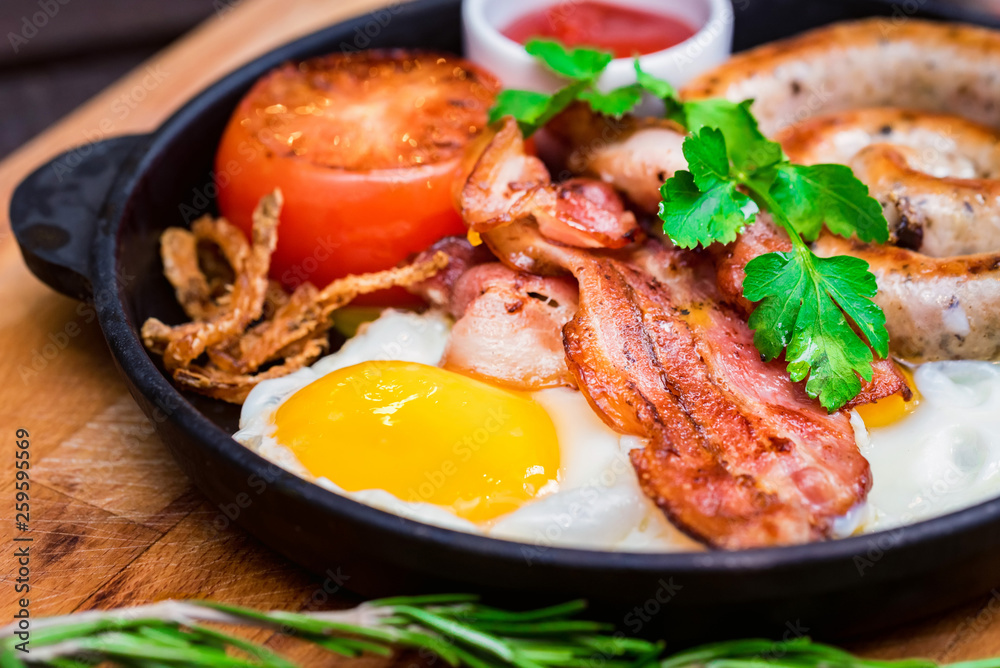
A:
[216, 119, 465, 304]
[214, 51, 498, 305]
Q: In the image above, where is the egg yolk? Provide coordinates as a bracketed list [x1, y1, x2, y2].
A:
[273, 361, 560, 522]
[855, 367, 921, 429]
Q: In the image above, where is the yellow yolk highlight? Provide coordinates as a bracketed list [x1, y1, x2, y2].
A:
[855, 367, 921, 429]
[273, 361, 560, 522]
[677, 305, 713, 331]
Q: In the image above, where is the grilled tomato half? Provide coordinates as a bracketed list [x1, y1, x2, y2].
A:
[214, 49, 500, 304]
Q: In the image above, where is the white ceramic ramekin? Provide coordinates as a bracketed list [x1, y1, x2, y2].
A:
[462, 0, 734, 93]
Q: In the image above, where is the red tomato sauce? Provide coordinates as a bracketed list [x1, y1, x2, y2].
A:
[502, 1, 696, 59]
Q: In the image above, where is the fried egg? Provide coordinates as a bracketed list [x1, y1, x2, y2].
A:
[236, 309, 699, 551]
[853, 360, 1000, 532]
[236, 309, 1000, 549]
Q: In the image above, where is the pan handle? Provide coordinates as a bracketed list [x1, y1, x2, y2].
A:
[9, 134, 149, 302]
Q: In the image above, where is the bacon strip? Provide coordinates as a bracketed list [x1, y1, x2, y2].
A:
[460, 120, 640, 249]
[464, 117, 874, 549]
[559, 245, 871, 548]
[410, 237, 580, 390]
[408, 236, 496, 308]
[528, 178, 642, 249]
[544, 102, 688, 214]
[714, 218, 912, 408]
[443, 263, 579, 390]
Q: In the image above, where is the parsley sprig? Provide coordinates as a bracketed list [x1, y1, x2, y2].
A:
[488, 39, 678, 135]
[656, 101, 890, 411]
[489, 43, 891, 411]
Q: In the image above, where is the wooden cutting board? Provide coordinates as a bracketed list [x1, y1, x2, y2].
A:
[1, 0, 999, 662]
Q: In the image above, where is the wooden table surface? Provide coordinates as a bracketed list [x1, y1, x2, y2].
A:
[1, 0, 999, 663]
[0, 0, 216, 160]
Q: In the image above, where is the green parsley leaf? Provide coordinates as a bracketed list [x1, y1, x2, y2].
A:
[654, 94, 890, 410]
[536, 80, 591, 126]
[768, 163, 890, 243]
[492, 37, 895, 411]
[490, 43, 680, 136]
[581, 62, 686, 119]
[683, 127, 731, 189]
[488, 89, 552, 127]
[814, 253, 889, 357]
[633, 60, 677, 100]
[659, 128, 758, 249]
[659, 171, 757, 248]
[579, 84, 644, 118]
[525, 39, 613, 81]
[489, 80, 590, 136]
[682, 99, 784, 175]
[743, 247, 887, 411]
[633, 60, 684, 118]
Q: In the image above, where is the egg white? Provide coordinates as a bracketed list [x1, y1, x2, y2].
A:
[855, 360, 1000, 532]
[235, 309, 1000, 549]
[235, 309, 699, 551]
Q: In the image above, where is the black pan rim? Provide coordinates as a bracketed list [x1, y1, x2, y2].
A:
[87, 0, 1000, 577]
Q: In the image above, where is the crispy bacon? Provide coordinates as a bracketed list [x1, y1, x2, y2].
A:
[461, 120, 640, 249]
[420, 122, 638, 390]
[461, 117, 875, 549]
[529, 178, 641, 249]
[714, 218, 912, 408]
[543, 102, 688, 214]
[557, 244, 872, 548]
[410, 237, 579, 390]
[443, 263, 578, 390]
[408, 236, 496, 308]
[594, 249, 873, 547]
[458, 120, 550, 232]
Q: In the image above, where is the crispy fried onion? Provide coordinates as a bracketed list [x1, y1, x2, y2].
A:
[141, 190, 448, 403]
